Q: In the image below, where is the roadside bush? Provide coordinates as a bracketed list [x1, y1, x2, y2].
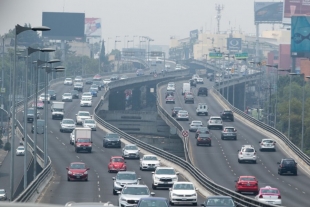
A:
[4, 142, 11, 151]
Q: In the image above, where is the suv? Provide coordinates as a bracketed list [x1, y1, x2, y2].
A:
[238, 145, 257, 164]
[220, 110, 234, 121]
[75, 111, 92, 125]
[26, 108, 39, 123]
[221, 126, 237, 140]
[112, 171, 141, 195]
[171, 107, 182, 117]
[196, 103, 208, 116]
[197, 87, 208, 96]
[103, 133, 121, 148]
[74, 82, 83, 92]
[184, 93, 194, 104]
[190, 79, 197, 87]
[152, 167, 179, 189]
[277, 158, 297, 175]
[207, 116, 223, 130]
[48, 90, 57, 100]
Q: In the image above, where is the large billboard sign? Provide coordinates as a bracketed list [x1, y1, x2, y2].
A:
[291, 16, 310, 58]
[254, 2, 283, 23]
[283, 0, 310, 24]
[85, 18, 101, 37]
[227, 38, 242, 51]
[42, 12, 85, 40]
[190, 29, 199, 41]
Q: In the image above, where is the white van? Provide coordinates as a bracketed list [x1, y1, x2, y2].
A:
[182, 83, 191, 95]
[196, 103, 208, 116]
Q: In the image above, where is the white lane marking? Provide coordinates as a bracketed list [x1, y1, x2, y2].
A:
[76, 156, 79, 159]
[50, 131, 53, 133]
[62, 143, 65, 146]
[98, 195, 101, 198]
[98, 188, 100, 191]
[56, 137, 59, 139]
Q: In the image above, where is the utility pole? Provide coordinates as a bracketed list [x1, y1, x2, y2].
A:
[1, 37, 4, 133]
[215, 4, 224, 34]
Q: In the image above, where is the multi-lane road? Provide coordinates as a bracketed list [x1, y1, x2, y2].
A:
[12, 64, 204, 205]
[159, 77, 310, 207]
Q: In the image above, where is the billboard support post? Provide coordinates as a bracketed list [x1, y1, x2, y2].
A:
[255, 23, 260, 63]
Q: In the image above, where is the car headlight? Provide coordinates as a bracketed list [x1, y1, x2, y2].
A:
[172, 193, 178, 196]
[68, 171, 73, 174]
[116, 182, 122, 186]
[77, 144, 81, 147]
[142, 162, 148, 166]
[172, 177, 178, 181]
[121, 198, 127, 202]
[154, 176, 160, 180]
[84, 171, 88, 174]
[190, 193, 196, 197]
[124, 151, 129, 154]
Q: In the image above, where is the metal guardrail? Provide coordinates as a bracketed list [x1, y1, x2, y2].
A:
[212, 87, 310, 166]
[93, 77, 277, 207]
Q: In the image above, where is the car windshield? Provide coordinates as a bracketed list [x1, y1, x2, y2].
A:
[197, 127, 208, 132]
[156, 169, 175, 175]
[84, 120, 95, 124]
[125, 145, 138, 150]
[240, 177, 255, 181]
[106, 133, 119, 138]
[27, 108, 34, 114]
[243, 148, 254, 152]
[83, 93, 91, 96]
[139, 199, 168, 207]
[63, 93, 71, 96]
[224, 128, 235, 132]
[65, 78, 71, 81]
[223, 111, 233, 114]
[17, 146, 24, 150]
[62, 120, 74, 124]
[178, 111, 188, 115]
[211, 118, 221, 121]
[192, 121, 202, 125]
[79, 112, 90, 116]
[117, 173, 137, 180]
[40, 94, 49, 98]
[173, 183, 194, 190]
[122, 187, 149, 195]
[48, 90, 55, 95]
[70, 163, 85, 169]
[104, 79, 110, 81]
[263, 139, 274, 143]
[0, 189, 5, 194]
[174, 107, 182, 111]
[168, 84, 174, 87]
[53, 108, 63, 112]
[37, 120, 45, 126]
[261, 189, 279, 194]
[82, 98, 91, 101]
[112, 158, 124, 162]
[77, 138, 91, 143]
[144, 156, 158, 161]
[206, 198, 235, 206]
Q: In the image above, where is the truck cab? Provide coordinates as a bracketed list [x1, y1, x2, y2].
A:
[51, 102, 65, 120]
[74, 127, 92, 153]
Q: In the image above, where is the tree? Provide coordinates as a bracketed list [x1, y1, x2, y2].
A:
[100, 40, 107, 64]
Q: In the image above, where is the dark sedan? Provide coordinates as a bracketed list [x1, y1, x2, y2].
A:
[103, 133, 121, 148]
[171, 106, 182, 117]
[195, 127, 210, 138]
[48, 90, 57, 100]
[196, 134, 211, 146]
[71, 90, 79, 99]
[201, 196, 238, 207]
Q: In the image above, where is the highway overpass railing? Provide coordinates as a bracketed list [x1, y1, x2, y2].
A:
[93, 73, 278, 207]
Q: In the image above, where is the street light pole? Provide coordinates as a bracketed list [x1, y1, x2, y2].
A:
[1, 37, 4, 134]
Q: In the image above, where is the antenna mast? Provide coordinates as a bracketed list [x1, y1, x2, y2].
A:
[215, 4, 224, 34]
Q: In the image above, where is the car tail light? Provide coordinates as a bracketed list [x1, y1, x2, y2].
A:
[260, 143, 263, 145]
[278, 195, 281, 199]
[254, 152, 256, 155]
[197, 137, 202, 141]
[239, 152, 242, 155]
[259, 195, 263, 198]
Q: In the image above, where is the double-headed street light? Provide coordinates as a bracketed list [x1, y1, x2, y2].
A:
[127, 40, 133, 48]
[10, 24, 50, 200]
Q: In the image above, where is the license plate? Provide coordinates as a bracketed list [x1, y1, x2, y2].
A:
[287, 171, 291, 173]
[247, 184, 250, 186]
[182, 198, 187, 200]
[132, 205, 137, 207]
[83, 147, 86, 149]
[112, 143, 115, 145]
[164, 182, 168, 184]
[76, 175, 80, 178]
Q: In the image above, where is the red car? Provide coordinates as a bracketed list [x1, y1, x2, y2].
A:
[93, 74, 102, 80]
[66, 162, 89, 181]
[32, 100, 44, 109]
[165, 95, 175, 104]
[235, 176, 259, 194]
[108, 156, 127, 173]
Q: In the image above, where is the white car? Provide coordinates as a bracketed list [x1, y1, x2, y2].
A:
[75, 111, 92, 125]
[152, 167, 179, 189]
[80, 97, 92, 107]
[82, 119, 97, 131]
[64, 78, 73, 85]
[196, 103, 208, 116]
[74, 76, 83, 82]
[16, 146, 25, 156]
[139, 155, 160, 171]
[81, 92, 92, 100]
[39, 93, 50, 104]
[70, 129, 75, 145]
[207, 116, 223, 130]
[120, 75, 128, 80]
[122, 144, 140, 159]
[175, 64, 181, 70]
[176, 110, 189, 121]
[62, 93, 73, 102]
[238, 145, 257, 163]
[259, 139, 276, 151]
[169, 182, 198, 206]
[196, 77, 204, 84]
[192, 74, 200, 80]
[165, 64, 171, 69]
[167, 83, 175, 92]
[255, 186, 282, 205]
[103, 79, 112, 85]
[118, 185, 155, 207]
[0, 189, 7, 201]
[189, 120, 203, 132]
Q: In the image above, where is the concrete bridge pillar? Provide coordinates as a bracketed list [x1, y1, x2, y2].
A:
[108, 90, 126, 110]
[146, 85, 157, 108]
[132, 87, 141, 110]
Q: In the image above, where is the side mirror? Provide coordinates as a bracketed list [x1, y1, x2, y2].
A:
[138, 178, 141, 180]
[169, 188, 172, 191]
[75, 114, 77, 116]
[195, 188, 198, 191]
[87, 167, 90, 170]
[258, 141, 261, 143]
[176, 172, 179, 175]
[140, 159, 142, 161]
[152, 172, 154, 174]
[112, 177, 115, 180]
[237, 149, 240, 152]
[150, 192, 155, 196]
[274, 142, 276, 144]
[66, 167, 69, 170]
[60, 122, 62, 125]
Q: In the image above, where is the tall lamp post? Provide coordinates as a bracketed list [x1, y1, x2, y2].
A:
[303, 76, 310, 151]
[42, 58, 60, 167]
[127, 40, 133, 48]
[10, 24, 50, 201]
[133, 36, 137, 48]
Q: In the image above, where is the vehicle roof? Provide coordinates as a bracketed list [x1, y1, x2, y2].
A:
[117, 171, 136, 175]
[223, 110, 233, 112]
[206, 195, 233, 199]
[140, 197, 168, 201]
[70, 162, 85, 165]
[173, 181, 193, 185]
[260, 186, 279, 190]
[239, 175, 256, 178]
[125, 144, 137, 146]
[198, 134, 210, 137]
[210, 116, 221, 118]
[63, 118, 74, 121]
[78, 111, 90, 113]
[242, 145, 254, 148]
[111, 156, 123, 159]
[173, 107, 182, 109]
[156, 166, 174, 169]
[262, 138, 274, 141]
[192, 120, 202, 123]
[282, 158, 295, 161]
[123, 184, 148, 188]
[178, 110, 188, 113]
[107, 132, 119, 135]
[224, 126, 235, 129]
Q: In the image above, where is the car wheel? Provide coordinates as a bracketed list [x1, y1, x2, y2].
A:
[253, 160, 257, 164]
[67, 177, 70, 181]
[221, 136, 224, 140]
[113, 189, 117, 195]
[193, 203, 197, 206]
[60, 129, 62, 132]
[140, 166, 143, 171]
[85, 178, 88, 181]
[196, 143, 199, 146]
[294, 171, 298, 176]
[238, 159, 241, 163]
[169, 201, 174, 206]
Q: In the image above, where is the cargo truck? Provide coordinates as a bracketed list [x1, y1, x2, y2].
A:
[74, 127, 92, 153]
[51, 102, 65, 120]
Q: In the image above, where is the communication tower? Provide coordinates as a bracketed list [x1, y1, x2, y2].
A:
[215, 4, 224, 34]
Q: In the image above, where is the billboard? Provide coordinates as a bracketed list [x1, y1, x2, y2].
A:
[227, 38, 242, 51]
[254, 2, 283, 23]
[291, 16, 310, 58]
[85, 18, 101, 37]
[190, 29, 199, 41]
[42, 12, 85, 40]
[283, 0, 310, 24]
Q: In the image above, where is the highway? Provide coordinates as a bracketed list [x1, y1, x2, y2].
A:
[159, 77, 310, 207]
[19, 66, 204, 205]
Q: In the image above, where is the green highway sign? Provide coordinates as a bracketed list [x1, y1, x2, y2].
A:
[235, 53, 248, 59]
[209, 53, 223, 58]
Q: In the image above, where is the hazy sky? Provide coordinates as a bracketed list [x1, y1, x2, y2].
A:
[0, 0, 281, 46]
